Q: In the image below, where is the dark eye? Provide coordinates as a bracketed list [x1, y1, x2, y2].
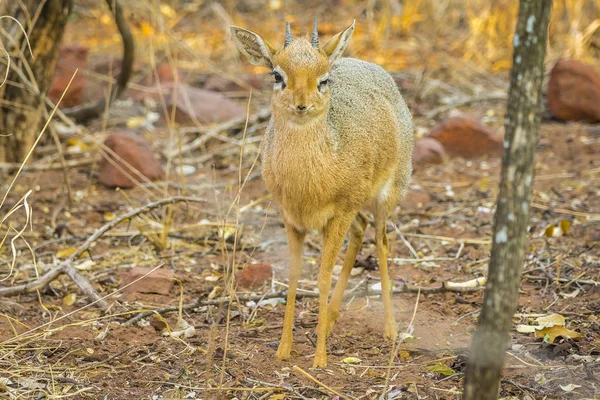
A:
[272, 71, 283, 83]
[318, 78, 329, 91]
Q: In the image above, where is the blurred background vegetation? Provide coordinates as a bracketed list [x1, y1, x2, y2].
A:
[69, 0, 600, 75]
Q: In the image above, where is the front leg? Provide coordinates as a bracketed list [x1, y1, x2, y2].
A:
[276, 224, 305, 361]
[313, 215, 355, 368]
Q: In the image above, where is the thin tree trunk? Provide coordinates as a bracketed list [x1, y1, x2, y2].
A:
[463, 1, 552, 399]
[0, 1, 72, 163]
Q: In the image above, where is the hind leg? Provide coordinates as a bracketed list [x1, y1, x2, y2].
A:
[374, 203, 397, 341]
[326, 211, 369, 336]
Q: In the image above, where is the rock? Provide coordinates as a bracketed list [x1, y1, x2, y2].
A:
[49, 45, 88, 108]
[120, 267, 175, 295]
[155, 61, 181, 83]
[547, 59, 600, 122]
[428, 116, 503, 159]
[163, 83, 246, 125]
[412, 137, 446, 165]
[83, 55, 123, 103]
[98, 131, 164, 188]
[88, 55, 123, 76]
[204, 74, 263, 92]
[236, 263, 273, 289]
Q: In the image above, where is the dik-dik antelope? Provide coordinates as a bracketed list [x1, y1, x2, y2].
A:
[231, 16, 414, 368]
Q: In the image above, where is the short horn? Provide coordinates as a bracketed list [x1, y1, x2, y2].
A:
[311, 14, 319, 49]
[284, 22, 293, 47]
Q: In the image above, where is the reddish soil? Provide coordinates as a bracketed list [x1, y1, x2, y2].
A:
[1, 3, 599, 400]
[1, 121, 598, 399]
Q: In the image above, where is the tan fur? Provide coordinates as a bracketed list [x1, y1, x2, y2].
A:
[231, 21, 414, 368]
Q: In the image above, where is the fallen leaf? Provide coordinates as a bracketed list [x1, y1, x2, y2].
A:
[427, 363, 455, 376]
[208, 286, 222, 299]
[544, 220, 571, 237]
[559, 219, 571, 234]
[56, 247, 77, 259]
[398, 332, 416, 343]
[534, 325, 582, 342]
[56, 247, 89, 259]
[560, 289, 580, 298]
[535, 314, 566, 328]
[62, 293, 76, 306]
[167, 318, 196, 339]
[516, 324, 537, 333]
[342, 357, 362, 364]
[559, 384, 581, 392]
[66, 138, 89, 152]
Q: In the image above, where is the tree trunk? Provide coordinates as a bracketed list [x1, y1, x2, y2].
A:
[462, 1, 552, 399]
[0, 0, 72, 163]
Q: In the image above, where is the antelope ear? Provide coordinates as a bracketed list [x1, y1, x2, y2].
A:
[230, 26, 276, 68]
[322, 20, 355, 64]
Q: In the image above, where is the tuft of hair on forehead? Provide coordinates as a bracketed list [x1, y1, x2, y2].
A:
[274, 38, 329, 75]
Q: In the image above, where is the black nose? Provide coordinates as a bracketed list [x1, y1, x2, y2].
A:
[296, 105, 307, 111]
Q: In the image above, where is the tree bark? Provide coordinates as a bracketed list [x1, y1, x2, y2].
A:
[462, 1, 552, 399]
[0, 0, 72, 163]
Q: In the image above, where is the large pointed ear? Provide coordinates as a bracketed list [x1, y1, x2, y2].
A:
[230, 26, 276, 69]
[322, 20, 355, 64]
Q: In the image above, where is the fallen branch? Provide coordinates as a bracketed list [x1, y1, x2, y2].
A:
[426, 94, 507, 118]
[168, 107, 271, 157]
[0, 157, 98, 171]
[293, 365, 354, 400]
[0, 196, 206, 308]
[124, 277, 486, 325]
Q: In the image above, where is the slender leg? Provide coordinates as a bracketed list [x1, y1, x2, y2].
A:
[326, 212, 369, 336]
[313, 216, 354, 368]
[375, 207, 397, 341]
[276, 224, 306, 361]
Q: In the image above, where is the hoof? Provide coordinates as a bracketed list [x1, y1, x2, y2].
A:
[276, 343, 292, 361]
[312, 355, 327, 369]
[384, 323, 398, 341]
[276, 348, 291, 361]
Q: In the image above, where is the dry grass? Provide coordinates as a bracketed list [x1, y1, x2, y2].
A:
[0, 1, 598, 398]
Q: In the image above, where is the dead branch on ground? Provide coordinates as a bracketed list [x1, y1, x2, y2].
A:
[0, 196, 206, 309]
[124, 277, 486, 325]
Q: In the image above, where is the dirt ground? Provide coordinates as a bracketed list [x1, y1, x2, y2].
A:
[1, 2, 600, 400]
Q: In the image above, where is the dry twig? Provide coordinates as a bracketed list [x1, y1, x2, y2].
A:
[0, 196, 206, 308]
[124, 278, 485, 325]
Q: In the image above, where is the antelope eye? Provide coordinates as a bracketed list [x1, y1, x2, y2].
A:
[318, 77, 329, 91]
[272, 71, 283, 83]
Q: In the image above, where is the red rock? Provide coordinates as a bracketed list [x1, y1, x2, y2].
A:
[134, 61, 182, 87]
[412, 137, 446, 165]
[204, 74, 263, 92]
[98, 131, 164, 188]
[49, 45, 88, 108]
[163, 83, 246, 125]
[120, 267, 175, 295]
[547, 59, 600, 122]
[428, 116, 503, 159]
[156, 61, 182, 83]
[236, 263, 273, 289]
[83, 55, 123, 103]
